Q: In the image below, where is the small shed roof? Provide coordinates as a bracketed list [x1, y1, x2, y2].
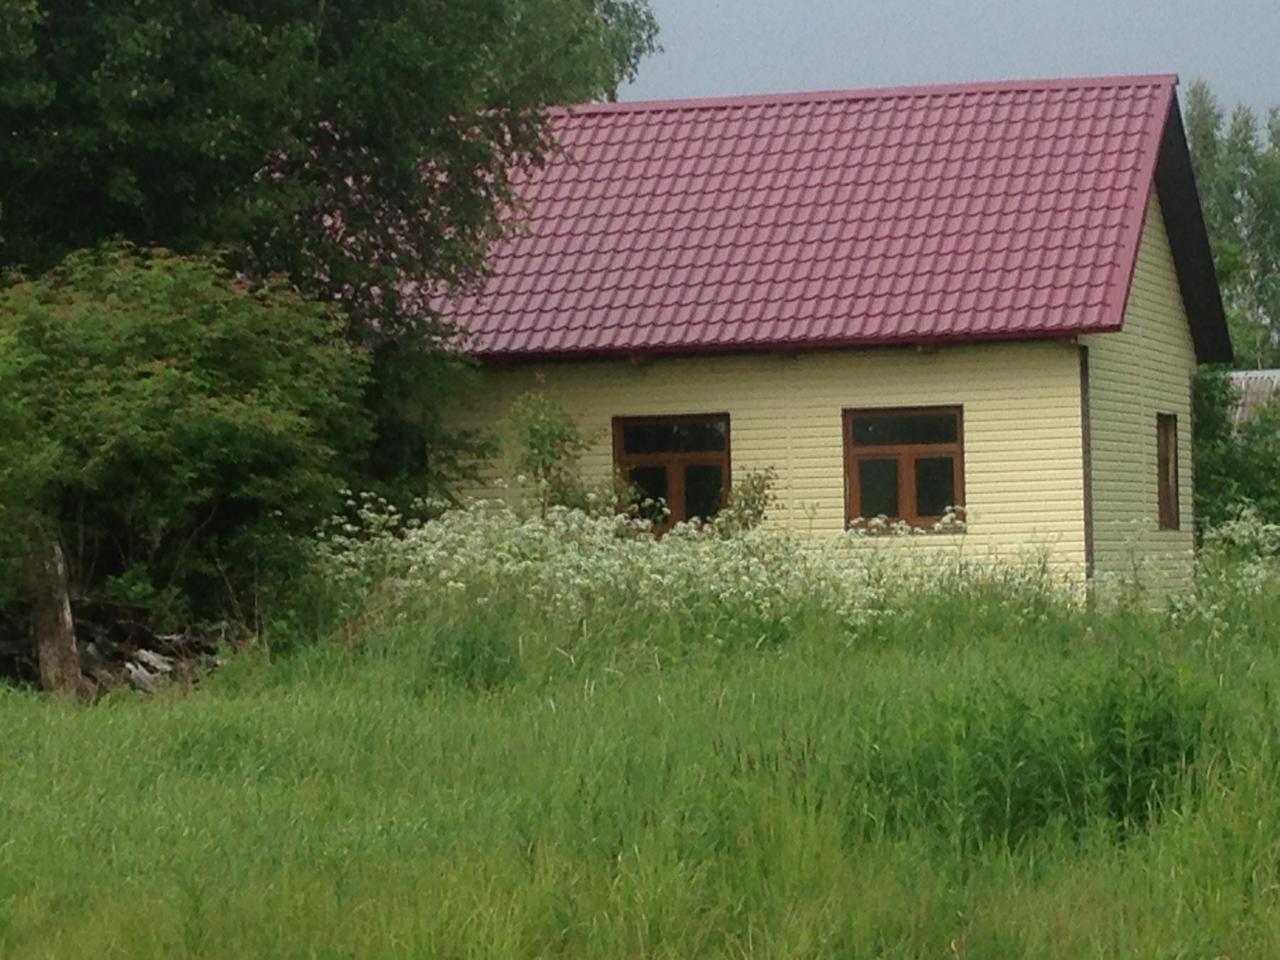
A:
[1231, 369, 1280, 424]
[446, 74, 1230, 363]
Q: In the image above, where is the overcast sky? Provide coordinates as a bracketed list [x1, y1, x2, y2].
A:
[623, 0, 1280, 115]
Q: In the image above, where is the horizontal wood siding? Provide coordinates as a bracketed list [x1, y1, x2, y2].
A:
[1083, 194, 1196, 594]
[448, 341, 1087, 579]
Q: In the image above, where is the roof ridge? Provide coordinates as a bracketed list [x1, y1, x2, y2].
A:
[560, 73, 1179, 116]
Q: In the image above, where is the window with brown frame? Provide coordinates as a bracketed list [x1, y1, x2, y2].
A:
[1157, 413, 1180, 530]
[843, 406, 965, 529]
[613, 414, 730, 531]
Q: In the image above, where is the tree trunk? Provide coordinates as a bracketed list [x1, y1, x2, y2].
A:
[28, 541, 88, 698]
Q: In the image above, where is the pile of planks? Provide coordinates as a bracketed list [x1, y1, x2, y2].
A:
[0, 606, 233, 694]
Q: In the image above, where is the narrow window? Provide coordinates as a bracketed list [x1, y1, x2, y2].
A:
[843, 407, 964, 529]
[613, 414, 730, 530]
[1157, 413, 1179, 530]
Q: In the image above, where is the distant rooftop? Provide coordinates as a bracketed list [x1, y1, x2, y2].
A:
[1231, 369, 1280, 424]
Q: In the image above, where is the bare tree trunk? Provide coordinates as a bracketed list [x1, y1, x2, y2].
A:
[28, 542, 87, 698]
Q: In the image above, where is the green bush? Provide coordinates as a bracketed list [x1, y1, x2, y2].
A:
[1194, 365, 1280, 530]
[0, 243, 370, 624]
[505, 391, 594, 514]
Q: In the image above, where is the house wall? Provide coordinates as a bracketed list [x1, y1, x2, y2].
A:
[1082, 193, 1197, 594]
[448, 340, 1089, 580]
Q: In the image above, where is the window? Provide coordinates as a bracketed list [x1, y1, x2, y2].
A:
[613, 414, 730, 530]
[843, 406, 964, 529]
[1157, 413, 1179, 530]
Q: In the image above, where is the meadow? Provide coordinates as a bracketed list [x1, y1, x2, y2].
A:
[4, 503, 1280, 958]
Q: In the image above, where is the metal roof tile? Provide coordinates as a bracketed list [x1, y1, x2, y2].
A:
[443, 74, 1179, 356]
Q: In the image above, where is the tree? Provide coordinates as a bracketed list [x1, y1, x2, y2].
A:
[1192, 366, 1280, 531]
[1191, 367, 1245, 529]
[0, 245, 371, 688]
[1, 1, 656, 276]
[1185, 81, 1280, 369]
[0, 0, 658, 491]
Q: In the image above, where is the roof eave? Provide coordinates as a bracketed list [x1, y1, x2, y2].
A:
[471, 327, 1111, 365]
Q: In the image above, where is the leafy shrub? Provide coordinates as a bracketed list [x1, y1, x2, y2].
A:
[1193, 366, 1280, 531]
[0, 243, 370, 624]
[1203, 503, 1280, 560]
[505, 391, 594, 514]
[712, 466, 779, 536]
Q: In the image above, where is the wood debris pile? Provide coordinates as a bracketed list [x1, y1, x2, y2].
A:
[0, 604, 234, 693]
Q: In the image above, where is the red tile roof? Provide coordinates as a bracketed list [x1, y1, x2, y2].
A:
[446, 75, 1193, 359]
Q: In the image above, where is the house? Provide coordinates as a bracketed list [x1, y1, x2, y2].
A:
[442, 74, 1232, 591]
[1231, 370, 1280, 425]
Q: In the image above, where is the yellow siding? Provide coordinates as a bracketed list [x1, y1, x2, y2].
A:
[1083, 194, 1197, 594]
[448, 341, 1088, 578]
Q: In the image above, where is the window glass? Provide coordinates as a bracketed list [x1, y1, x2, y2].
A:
[623, 419, 727, 454]
[684, 464, 724, 520]
[615, 414, 730, 530]
[915, 456, 955, 518]
[852, 412, 958, 447]
[844, 406, 964, 530]
[858, 458, 899, 518]
[628, 466, 668, 523]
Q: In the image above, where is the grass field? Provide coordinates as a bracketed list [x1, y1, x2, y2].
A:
[4, 505, 1280, 958]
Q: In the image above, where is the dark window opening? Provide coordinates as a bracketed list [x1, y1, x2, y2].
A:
[1157, 413, 1180, 530]
[844, 407, 965, 529]
[858, 458, 899, 519]
[614, 414, 730, 531]
[627, 465, 669, 525]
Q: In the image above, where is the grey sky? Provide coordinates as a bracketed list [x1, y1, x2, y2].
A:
[624, 0, 1280, 115]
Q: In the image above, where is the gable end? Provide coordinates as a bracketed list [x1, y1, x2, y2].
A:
[1153, 94, 1233, 364]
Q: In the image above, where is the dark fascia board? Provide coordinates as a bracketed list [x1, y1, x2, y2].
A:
[1154, 92, 1234, 364]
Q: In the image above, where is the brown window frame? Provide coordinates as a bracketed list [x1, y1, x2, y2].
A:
[842, 405, 965, 530]
[612, 413, 731, 532]
[1157, 413, 1180, 531]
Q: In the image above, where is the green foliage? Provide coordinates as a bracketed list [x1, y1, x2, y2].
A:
[1192, 365, 1245, 527]
[506, 392, 593, 513]
[0, 0, 50, 116]
[0, 243, 370, 622]
[362, 340, 487, 501]
[1235, 400, 1280, 519]
[0, 320, 58, 602]
[501, 398, 781, 530]
[1203, 504, 1280, 563]
[10, 528, 1280, 955]
[712, 466, 779, 536]
[0, 0, 658, 277]
[1193, 365, 1280, 528]
[1185, 80, 1280, 368]
[0, 0, 658, 509]
[861, 659, 1209, 849]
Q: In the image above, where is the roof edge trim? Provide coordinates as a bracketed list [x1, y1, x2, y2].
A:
[470, 327, 1115, 366]
[562, 73, 1180, 116]
[1153, 92, 1234, 364]
[1097, 83, 1175, 344]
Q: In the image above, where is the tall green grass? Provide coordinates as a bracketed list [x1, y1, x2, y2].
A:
[4, 507, 1280, 957]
